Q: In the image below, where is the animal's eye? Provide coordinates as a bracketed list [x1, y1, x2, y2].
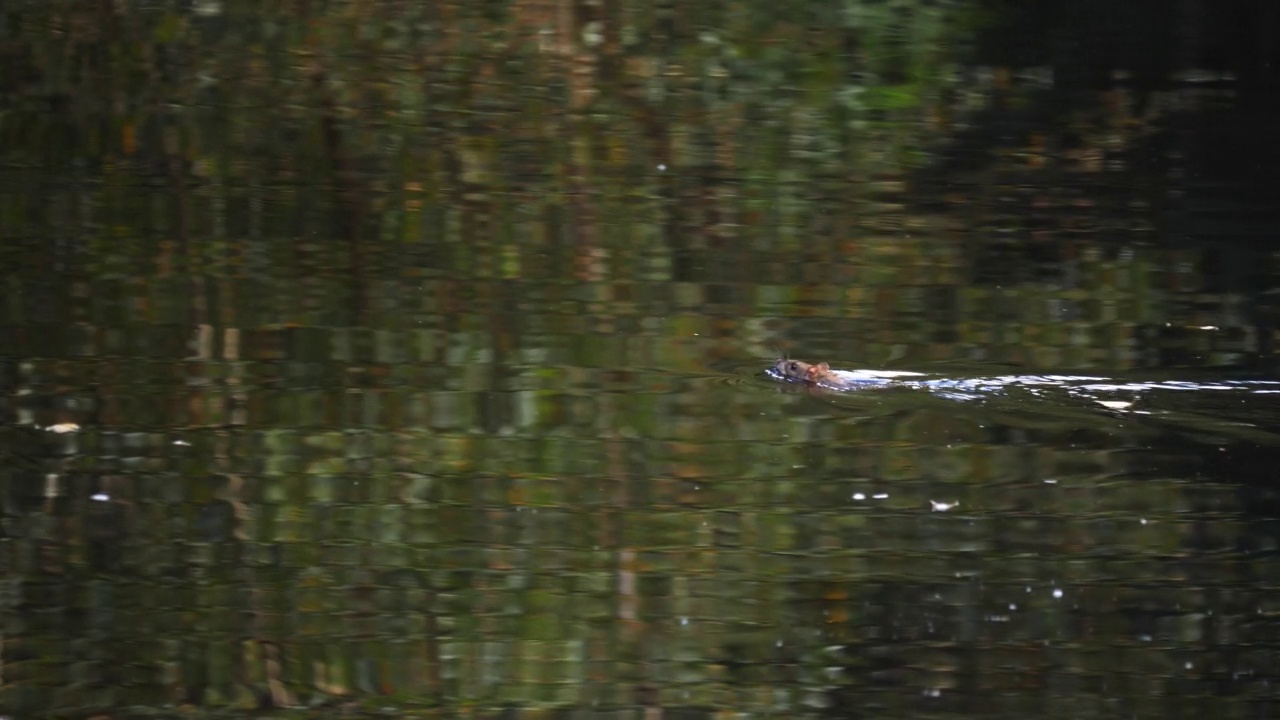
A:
[788, 362, 798, 373]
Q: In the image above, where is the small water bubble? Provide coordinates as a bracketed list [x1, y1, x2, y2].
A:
[852, 493, 866, 500]
[1009, 603, 1017, 611]
[1052, 588, 1063, 599]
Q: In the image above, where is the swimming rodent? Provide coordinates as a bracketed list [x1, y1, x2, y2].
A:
[771, 356, 931, 391]
[773, 358, 840, 386]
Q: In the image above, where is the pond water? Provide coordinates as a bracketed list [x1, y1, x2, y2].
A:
[4, 1, 1280, 719]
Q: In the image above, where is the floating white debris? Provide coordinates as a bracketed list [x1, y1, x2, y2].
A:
[91, 493, 110, 502]
[1097, 400, 1133, 410]
[44, 423, 80, 434]
[173, 439, 192, 446]
[852, 493, 866, 500]
[872, 493, 889, 500]
[929, 500, 959, 512]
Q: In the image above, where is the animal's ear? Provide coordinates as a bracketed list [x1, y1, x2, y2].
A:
[816, 363, 830, 373]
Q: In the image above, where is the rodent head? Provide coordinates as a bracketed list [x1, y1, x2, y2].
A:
[773, 358, 830, 383]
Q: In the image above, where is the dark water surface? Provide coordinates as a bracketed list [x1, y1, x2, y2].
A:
[4, 1, 1280, 718]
